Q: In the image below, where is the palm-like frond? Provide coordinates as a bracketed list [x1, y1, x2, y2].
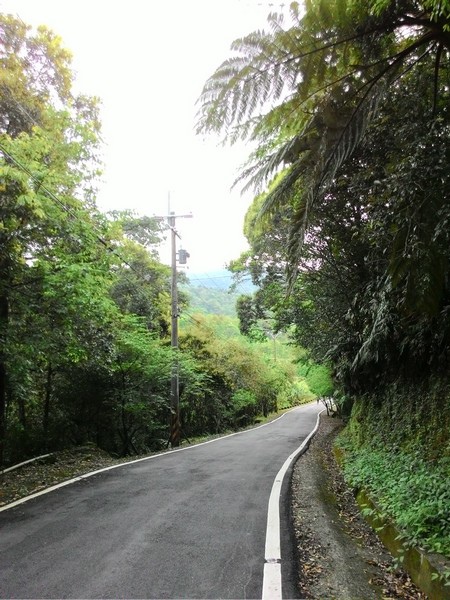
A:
[256, 159, 305, 221]
[196, 0, 450, 288]
[233, 128, 313, 194]
[196, 40, 299, 140]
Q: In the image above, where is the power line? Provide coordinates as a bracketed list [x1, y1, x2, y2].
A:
[0, 147, 183, 340]
[0, 98, 188, 323]
[185, 273, 225, 292]
[0, 19, 254, 301]
[0, 19, 136, 269]
[0, 143, 141, 273]
[1, 142, 256, 328]
[181, 311, 205, 328]
[0, 19, 252, 337]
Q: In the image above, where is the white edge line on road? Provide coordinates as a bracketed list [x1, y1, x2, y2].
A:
[0, 409, 294, 513]
[262, 409, 324, 600]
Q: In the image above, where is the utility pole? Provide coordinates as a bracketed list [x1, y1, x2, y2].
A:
[164, 207, 192, 447]
[169, 210, 180, 448]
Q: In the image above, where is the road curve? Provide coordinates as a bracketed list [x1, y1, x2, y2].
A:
[0, 402, 321, 599]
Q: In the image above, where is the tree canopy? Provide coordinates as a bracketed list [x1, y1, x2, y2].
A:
[198, 0, 450, 428]
[197, 0, 450, 279]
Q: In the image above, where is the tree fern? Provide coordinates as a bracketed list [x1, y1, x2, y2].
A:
[196, 0, 450, 284]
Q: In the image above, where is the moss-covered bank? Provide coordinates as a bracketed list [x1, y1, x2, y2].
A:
[336, 381, 450, 562]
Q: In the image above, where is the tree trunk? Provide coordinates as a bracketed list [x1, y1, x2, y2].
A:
[17, 394, 26, 429]
[95, 402, 101, 448]
[43, 362, 53, 446]
[0, 293, 9, 467]
[120, 371, 130, 455]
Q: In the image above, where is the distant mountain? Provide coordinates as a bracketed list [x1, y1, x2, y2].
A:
[181, 269, 255, 317]
[185, 269, 255, 293]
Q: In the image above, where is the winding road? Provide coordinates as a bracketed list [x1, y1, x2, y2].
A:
[0, 402, 321, 599]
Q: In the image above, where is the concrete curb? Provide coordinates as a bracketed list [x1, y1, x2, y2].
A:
[262, 408, 324, 600]
[356, 489, 450, 600]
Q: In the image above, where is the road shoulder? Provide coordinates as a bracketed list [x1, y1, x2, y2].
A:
[291, 415, 425, 599]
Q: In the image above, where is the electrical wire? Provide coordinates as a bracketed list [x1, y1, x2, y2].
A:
[0, 138, 226, 338]
[0, 141, 215, 339]
[0, 143, 143, 273]
[0, 19, 141, 271]
[0, 16, 254, 340]
[0, 16, 250, 297]
[185, 273, 225, 292]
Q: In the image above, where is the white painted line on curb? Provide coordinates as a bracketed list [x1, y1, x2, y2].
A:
[0, 410, 291, 513]
[262, 409, 324, 600]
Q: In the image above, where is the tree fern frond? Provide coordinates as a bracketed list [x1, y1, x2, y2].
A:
[196, 48, 293, 137]
[230, 31, 274, 56]
[255, 160, 305, 222]
[317, 84, 385, 195]
[196, 6, 393, 138]
[314, 34, 436, 198]
[233, 129, 313, 196]
[227, 116, 262, 145]
[285, 196, 311, 290]
[235, 159, 278, 196]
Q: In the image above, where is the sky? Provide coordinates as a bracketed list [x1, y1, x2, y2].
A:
[0, 0, 278, 272]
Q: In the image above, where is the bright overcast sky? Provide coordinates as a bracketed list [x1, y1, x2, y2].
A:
[0, 0, 279, 272]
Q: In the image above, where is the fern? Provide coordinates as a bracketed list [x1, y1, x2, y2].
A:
[196, 0, 450, 287]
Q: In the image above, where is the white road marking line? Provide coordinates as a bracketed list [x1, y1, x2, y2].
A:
[262, 409, 324, 600]
[0, 410, 291, 513]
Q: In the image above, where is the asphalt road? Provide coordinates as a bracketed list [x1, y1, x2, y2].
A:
[0, 402, 321, 599]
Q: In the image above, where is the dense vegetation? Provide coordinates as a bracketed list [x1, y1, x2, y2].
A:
[197, 0, 450, 557]
[3, 0, 449, 564]
[0, 14, 323, 468]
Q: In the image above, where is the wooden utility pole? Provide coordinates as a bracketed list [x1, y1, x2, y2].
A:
[169, 211, 180, 447]
[165, 209, 192, 447]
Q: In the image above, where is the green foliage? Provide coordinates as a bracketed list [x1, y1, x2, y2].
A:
[0, 14, 174, 463]
[236, 294, 268, 340]
[0, 14, 106, 464]
[230, 390, 258, 427]
[338, 435, 450, 557]
[107, 210, 165, 256]
[335, 384, 450, 557]
[277, 379, 315, 408]
[225, 64, 450, 404]
[298, 362, 334, 397]
[179, 313, 300, 435]
[0, 11, 323, 468]
[197, 0, 450, 278]
[198, 3, 450, 559]
[109, 237, 171, 337]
